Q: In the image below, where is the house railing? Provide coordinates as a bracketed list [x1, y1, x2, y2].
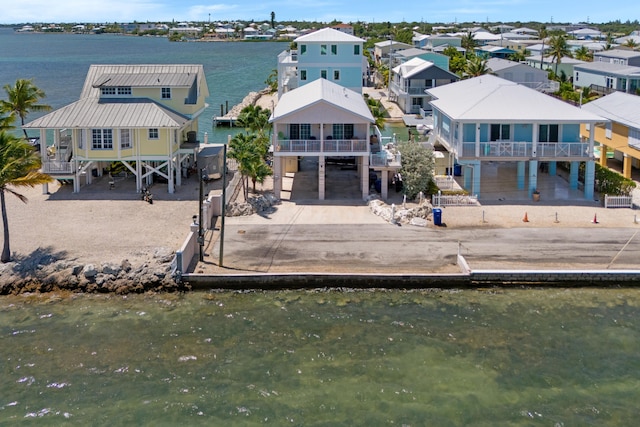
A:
[604, 194, 633, 208]
[370, 151, 401, 167]
[432, 192, 479, 207]
[43, 160, 74, 174]
[460, 141, 589, 159]
[276, 139, 368, 154]
[434, 175, 457, 190]
[390, 81, 432, 96]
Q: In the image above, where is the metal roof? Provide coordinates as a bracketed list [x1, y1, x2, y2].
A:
[574, 62, 640, 75]
[270, 79, 373, 123]
[581, 92, 640, 129]
[24, 98, 189, 129]
[294, 27, 363, 43]
[426, 75, 606, 123]
[93, 72, 196, 88]
[392, 57, 456, 80]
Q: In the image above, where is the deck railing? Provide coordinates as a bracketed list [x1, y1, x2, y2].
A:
[604, 194, 633, 208]
[459, 141, 589, 159]
[370, 151, 401, 167]
[276, 139, 367, 154]
[43, 161, 74, 174]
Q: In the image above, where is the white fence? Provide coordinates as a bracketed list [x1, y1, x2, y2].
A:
[604, 194, 633, 208]
[432, 192, 479, 207]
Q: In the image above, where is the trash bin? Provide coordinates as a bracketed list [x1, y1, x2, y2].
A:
[454, 164, 462, 176]
[433, 208, 442, 226]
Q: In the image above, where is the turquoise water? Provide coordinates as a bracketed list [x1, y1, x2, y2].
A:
[1, 289, 639, 425]
[0, 28, 285, 143]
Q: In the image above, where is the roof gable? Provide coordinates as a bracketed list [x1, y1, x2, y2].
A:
[295, 27, 363, 43]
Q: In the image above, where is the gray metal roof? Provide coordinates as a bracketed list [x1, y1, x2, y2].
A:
[93, 72, 196, 88]
[581, 92, 640, 129]
[574, 62, 640, 76]
[24, 98, 189, 129]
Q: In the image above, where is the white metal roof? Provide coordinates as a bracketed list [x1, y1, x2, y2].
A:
[270, 79, 373, 123]
[575, 62, 640, 75]
[595, 49, 640, 59]
[426, 75, 606, 123]
[24, 98, 189, 129]
[393, 57, 436, 78]
[581, 92, 640, 129]
[295, 27, 363, 43]
[93, 72, 197, 88]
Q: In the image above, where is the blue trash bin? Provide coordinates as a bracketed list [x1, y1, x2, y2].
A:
[454, 164, 462, 176]
[433, 208, 442, 226]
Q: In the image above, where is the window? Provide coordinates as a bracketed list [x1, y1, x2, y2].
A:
[148, 128, 159, 139]
[117, 87, 131, 95]
[332, 124, 354, 139]
[100, 87, 116, 95]
[161, 87, 171, 99]
[300, 69, 307, 81]
[539, 124, 559, 142]
[575, 71, 579, 82]
[300, 44, 306, 55]
[333, 70, 340, 80]
[331, 44, 337, 55]
[490, 124, 510, 141]
[289, 124, 311, 139]
[321, 70, 327, 79]
[120, 129, 131, 148]
[354, 45, 360, 55]
[321, 44, 327, 55]
[91, 129, 113, 149]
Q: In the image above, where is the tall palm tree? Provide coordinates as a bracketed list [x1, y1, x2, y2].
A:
[538, 25, 548, 70]
[508, 49, 530, 62]
[0, 79, 51, 139]
[236, 104, 271, 138]
[0, 131, 53, 262]
[574, 45, 593, 61]
[548, 34, 571, 76]
[461, 31, 477, 57]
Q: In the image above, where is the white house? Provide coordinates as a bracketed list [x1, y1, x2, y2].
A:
[486, 58, 558, 92]
[426, 75, 606, 200]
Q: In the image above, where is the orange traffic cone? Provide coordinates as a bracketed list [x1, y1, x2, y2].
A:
[592, 213, 598, 224]
[522, 212, 529, 222]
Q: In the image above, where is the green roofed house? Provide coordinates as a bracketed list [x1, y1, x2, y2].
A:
[24, 64, 209, 194]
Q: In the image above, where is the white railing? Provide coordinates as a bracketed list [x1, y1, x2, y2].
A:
[434, 175, 456, 190]
[370, 150, 401, 167]
[432, 192, 479, 207]
[276, 139, 368, 154]
[604, 195, 633, 208]
[460, 142, 589, 159]
[43, 161, 74, 174]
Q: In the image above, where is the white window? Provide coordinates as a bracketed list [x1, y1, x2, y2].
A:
[161, 87, 171, 99]
[539, 124, 559, 142]
[332, 124, 354, 139]
[354, 45, 360, 55]
[490, 124, 510, 141]
[320, 44, 327, 55]
[149, 128, 159, 139]
[120, 129, 131, 148]
[289, 124, 311, 139]
[300, 44, 306, 55]
[92, 129, 113, 149]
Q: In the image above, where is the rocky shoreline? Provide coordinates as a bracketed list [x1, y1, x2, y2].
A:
[0, 247, 189, 295]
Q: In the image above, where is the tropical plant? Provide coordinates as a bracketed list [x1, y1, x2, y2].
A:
[364, 95, 386, 130]
[0, 130, 54, 262]
[460, 31, 477, 57]
[0, 79, 51, 139]
[548, 34, 571, 75]
[538, 25, 548, 70]
[270, 11, 276, 29]
[228, 132, 271, 196]
[508, 49, 530, 62]
[464, 55, 490, 78]
[265, 69, 278, 93]
[396, 140, 434, 199]
[624, 38, 638, 50]
[573, 45, 593, 61]
[236, 104, 271, 138]
[0, 111, 14, 132]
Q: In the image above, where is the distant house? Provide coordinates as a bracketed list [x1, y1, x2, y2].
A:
[573, 62, 640, 94]
[24, 64, 210, 194]
[270, 79, 374, 200]
[593, 49, 640, 67]
[568, 28, 604, 40]
[474, 45, 516, 59]
[277, 28, 366, 98]
[486, 58, 557, 92]
[331, 23, 354, 35]
[581, 92, 640, 179]
[389, 57, 459, 114]
[390, 48, 450, 70]
[373, 40, 413, 64]
[426, 75, 605, 200]
[525, 55, 585, 77]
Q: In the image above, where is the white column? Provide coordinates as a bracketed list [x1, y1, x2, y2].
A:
[318, 155, 325, 200]
[361, 155, 369, 200]
[381, 170, 389, 201]
[273, 156, 282, 199]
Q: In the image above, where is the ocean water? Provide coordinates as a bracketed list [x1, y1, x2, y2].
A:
[0, 28, 286, 142]
[1, 289, 639, 425]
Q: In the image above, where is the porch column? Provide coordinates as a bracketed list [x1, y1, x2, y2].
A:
[548, 161, 557, 176]
[381, 170, 389, 201]
[361, 155, 369, 200]
[600, 144, 608, 167]
[468, 160, 481, 197]
[273, 156, 283, 199]
[168, 154, 175, 194]
[584, 160, 595, 200]
[517, 161, 526, 190]
[40, 129, 49, 194]
[528, 160, 538, 196]
[318, 155, 325, 201]
[463, 165, 472, 189]
[569, 161, 579, 189]
[475, 123, 481, 157]
[623, 153, 632, 179]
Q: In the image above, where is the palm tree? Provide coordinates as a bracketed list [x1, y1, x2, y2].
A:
[548, 34, 571, 76]
[625, 38, 638, 50]
[228, 132, 271, 197]
[236, 104, 271, 138]
[0, 79, 51, 139]
[464, 55, 490, 78]
[508, 49, 530, 62]
[461, 31, 477, 57]
[538, 25, 548, 70]
[574, 45, 593, 61]
[0, 131, 54, 262]
[0, 111, 14, 132]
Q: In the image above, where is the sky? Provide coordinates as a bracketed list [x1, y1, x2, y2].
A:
[2, 0, 639, 25]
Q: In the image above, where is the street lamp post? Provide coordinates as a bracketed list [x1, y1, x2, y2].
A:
[198, 167, 208, 262]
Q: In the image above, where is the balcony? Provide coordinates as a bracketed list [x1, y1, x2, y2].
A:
[276, 139, 368, 154]
[459, 141, 590, 159]
[370, 150, 401, 168]
[43, 160, 74, 174]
